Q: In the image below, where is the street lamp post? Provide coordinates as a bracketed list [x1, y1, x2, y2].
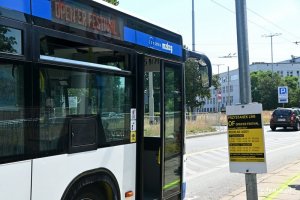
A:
[262, 33, 282, 75]
[218, 53, 237, 107]
[213, 64, 224, 112]
[192, 0, 195, 51]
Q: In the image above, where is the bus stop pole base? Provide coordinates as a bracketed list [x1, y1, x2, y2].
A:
[245, 173, 258, 200]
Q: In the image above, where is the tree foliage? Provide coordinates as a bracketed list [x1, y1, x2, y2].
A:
[251, 71, 300, 109]
[185, 58, 219, 111]
[103, 0, 119, 6]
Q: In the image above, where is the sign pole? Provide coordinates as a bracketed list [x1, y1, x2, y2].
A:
[235, 1, 260, 200]
[245, 174, 258, 200]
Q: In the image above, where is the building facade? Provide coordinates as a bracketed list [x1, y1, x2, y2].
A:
[200, 57, 300, 112]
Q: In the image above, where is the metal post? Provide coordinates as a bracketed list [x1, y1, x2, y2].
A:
[236, 0, 251, 105]
[149, 72, 155, 124]
[271, 36, 273, 74]
[245, 174, 258, 200]
[227, 66, 230, 106]
[262, 33, 281, 76]
[192, 0, 195, 51]
[235, 0, 257, 199]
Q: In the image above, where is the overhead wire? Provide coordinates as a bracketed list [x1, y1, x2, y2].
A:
[210, 0, 298, 44]
[210, 0, 274, 34]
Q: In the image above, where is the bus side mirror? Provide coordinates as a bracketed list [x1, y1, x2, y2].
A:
[197, 58, 210, 88]
[185, 50, 212, 88]
[194, 56, 212, 88]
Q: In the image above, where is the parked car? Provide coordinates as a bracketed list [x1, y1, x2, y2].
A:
[270, 108, 300, 131]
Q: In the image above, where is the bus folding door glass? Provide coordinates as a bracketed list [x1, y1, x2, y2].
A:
[163, 64, 183, 197]
[143, 56, 161, 199]
[0, 62, 25, 161]
[0, 25, 22, 55]
[39, 67, 131, 154]
[144, 57, 161, 137]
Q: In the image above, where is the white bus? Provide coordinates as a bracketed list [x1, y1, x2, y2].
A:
[0, 0, 211, 199]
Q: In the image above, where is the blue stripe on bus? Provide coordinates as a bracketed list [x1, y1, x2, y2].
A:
[31, 0, 52, 20]
[124, 27, 182, 57]
[0, 0, 30, 14]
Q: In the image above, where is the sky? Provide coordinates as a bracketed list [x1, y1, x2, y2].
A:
[118, 0, 300, 74]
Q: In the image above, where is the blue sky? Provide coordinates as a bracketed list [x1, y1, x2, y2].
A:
[118, 0, 300, 74]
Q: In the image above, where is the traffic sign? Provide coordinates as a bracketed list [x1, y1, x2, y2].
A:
[226, 104, 267, 174]
[278, 86, 288, 103]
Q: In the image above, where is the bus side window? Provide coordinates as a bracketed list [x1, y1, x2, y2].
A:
[0, 62, 26, 161]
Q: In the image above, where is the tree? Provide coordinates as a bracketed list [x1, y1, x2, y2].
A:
[283, 76, 300, 107]
[185, 58, 219, 113]
[103, 0, 119, 6]
[251, 71, 300, 109]
[251, 71, 282, 110]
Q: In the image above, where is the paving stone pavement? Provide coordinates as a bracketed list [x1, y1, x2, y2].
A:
[221, 159, 300, 200]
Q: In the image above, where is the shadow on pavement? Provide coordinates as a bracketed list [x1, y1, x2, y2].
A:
[289, 185, 300, 190]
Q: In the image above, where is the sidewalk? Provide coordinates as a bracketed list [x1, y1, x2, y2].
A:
[222, 159, 300, 200]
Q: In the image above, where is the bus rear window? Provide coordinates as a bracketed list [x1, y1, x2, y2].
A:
[0, 25, 22, 55]
[40, 35, 130, 70]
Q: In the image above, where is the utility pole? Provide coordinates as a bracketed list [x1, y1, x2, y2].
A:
[262, 33, 281, 76]
[227, 66, 230, 106]
[236, 1, 257, 200]
[213, 64, 224, 112]
[192, 0, 195, 51]
[218, 54, 236, 107]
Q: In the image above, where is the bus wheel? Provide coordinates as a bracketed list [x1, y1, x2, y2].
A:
[74, 186, 106, 200]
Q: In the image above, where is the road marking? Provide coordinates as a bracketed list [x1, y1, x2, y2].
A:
[187, 146, 228, 157]
[268, 141, 300, 154]
[186, 163, 229, 181]
[185, 141, 300, 182]
[263, 172, 300, 200]
[163, 179, 180, 190]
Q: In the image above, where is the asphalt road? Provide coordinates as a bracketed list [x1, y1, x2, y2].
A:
[185, 126, 300, 200]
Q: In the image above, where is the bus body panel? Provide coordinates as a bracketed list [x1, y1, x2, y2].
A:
[0, 160, 31, 200]
[31, 144, 136, 200]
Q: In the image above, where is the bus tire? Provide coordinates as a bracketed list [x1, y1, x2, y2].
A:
[62, 170, 120, 200]
[74, 185, 105, 200]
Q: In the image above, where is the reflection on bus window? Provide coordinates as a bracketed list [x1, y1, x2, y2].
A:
[163, 64, 182, 196]
[40, 35, 130, 70]
[39, 66, 131, 153]
[0, 26, 22, 55]
[144, 56, 161, 137]
[0, 62, 25, 159]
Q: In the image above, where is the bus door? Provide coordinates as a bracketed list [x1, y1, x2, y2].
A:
[141, 56, 183, 200]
